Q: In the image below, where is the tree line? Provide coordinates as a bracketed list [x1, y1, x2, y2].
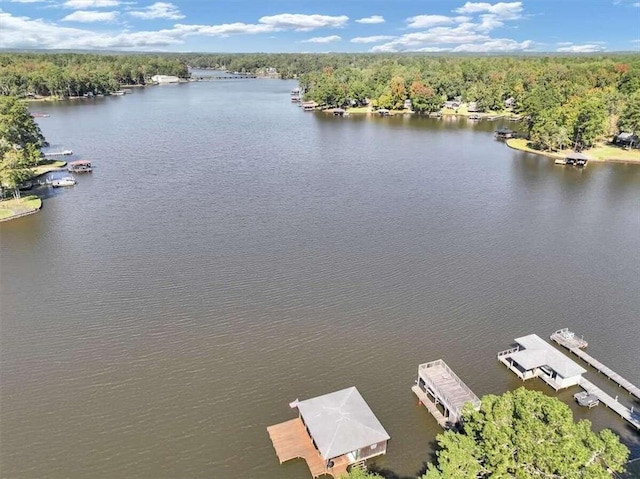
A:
[0, 53, 189, 98]
[2, 52, 639, 151]
[184, 53, 640, 151]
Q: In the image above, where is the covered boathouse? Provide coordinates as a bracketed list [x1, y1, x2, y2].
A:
[267, 386, 390, 478]
[498, 334, 586, 390]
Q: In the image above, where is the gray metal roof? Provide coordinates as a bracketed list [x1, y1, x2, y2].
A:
[297, 387, 390, 460]
[512, 334, 586, 378]
[566, 152, 589, 160]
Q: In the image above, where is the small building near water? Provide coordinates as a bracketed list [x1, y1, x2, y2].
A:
[267, 387, 390, 478]
[377, 108, 390, 116]
[565, 152, 589, 167]
[333, 108, 346, 116]
[494, 128, 515, 140]
[151, 75, 180, 84]
[498, 334, 586, 390]
[614, 132, 638, 148]
[302, 101, 317, 111]
[68, 160, 92, 173]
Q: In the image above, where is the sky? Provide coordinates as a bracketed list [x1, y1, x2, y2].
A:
[0, 0, 639, 53]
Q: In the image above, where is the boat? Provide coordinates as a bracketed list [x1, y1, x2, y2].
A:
[51, 176, 77, 188]
[68, 160, 92, 173]
[468, 114, 481, 121]
[18, 181, 33, 191]
[30, 112, 50, 118]
[574, 391, 599, 408]
[554, 158, 567, 165]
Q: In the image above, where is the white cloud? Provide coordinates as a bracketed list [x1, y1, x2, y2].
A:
[0, 11, 187, 49]
[179, 22, 273, 36]
[455, 2, 523, 19]
[414, 47, 450, 52]
[63, 0, 120, 8]
[452, 38, 532, 51]
[8, 0, 46, 3]
[351, 35, 396, 44]
[355, 15, 384, 24]
[406, 15, 454, 28]
[557, 44, 606, 53]
[258, 13, 348, 31]
[62, 10, 119, 22]
[302, 35, 341, 43]
[129, 2, 184, 20]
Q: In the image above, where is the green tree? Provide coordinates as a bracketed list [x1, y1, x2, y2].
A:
[570, 95, 608, 148]
[422, 388, 629, 479]
[0, 97, 45, 199]
[617, 92, 640, 134]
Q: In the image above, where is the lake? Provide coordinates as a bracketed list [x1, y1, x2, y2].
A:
[1, 77, 639, 478]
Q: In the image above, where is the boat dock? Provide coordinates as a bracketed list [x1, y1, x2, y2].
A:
[578, 377, 640, 430]
[43, 149, 73, 157]
[551, 329, 640, 400]
[412, 359, 481, 429]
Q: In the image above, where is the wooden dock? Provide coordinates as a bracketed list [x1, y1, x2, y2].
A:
[266, 418, 349, 478]
[413, 360, 481, 428]
[551, 329, 640, 400]
[578, 378, 640, 430]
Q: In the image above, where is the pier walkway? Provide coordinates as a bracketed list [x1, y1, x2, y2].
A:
[412, 360, 481, 429]
[578, 377, 640, 430]
[551, 329, 640, 400]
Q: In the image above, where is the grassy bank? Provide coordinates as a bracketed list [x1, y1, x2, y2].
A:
[33, 159, 67, 176]
[506, 139, 640, 163]
[0, 195, 42, 220]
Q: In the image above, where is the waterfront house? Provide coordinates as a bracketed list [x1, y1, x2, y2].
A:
[467, 102, 479, 112]
[498, 334, 586, 390]
[494, 128, 515, 140]
[444, 100, 461, 109]
[565, 152, 589, 167]
[614, 132, 638, 148]
[403, 99, 412, 110]
[377, 108, 390, 116]
[267, 387, 390, 478]
[504, 97, 516, 108]
[150, 75, 180, 84]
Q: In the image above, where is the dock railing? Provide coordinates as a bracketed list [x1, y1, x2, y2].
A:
[418, 360, 481, 420]
[497, 346, 520, 358]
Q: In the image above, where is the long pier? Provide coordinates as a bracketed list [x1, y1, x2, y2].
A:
[578, 377, 640, 430]
[551, 329, 640, 400]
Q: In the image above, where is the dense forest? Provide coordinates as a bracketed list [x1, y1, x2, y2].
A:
[0, 53, 189, 98]
[1, 52, 639, 151]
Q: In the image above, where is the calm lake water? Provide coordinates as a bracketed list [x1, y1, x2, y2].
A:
[1, 77, 639, 479]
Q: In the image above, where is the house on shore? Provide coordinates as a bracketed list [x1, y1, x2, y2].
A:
[467, 101, 479, 113]
[150, 75, 180, 84]
[498, 334, 586, 390]
[614, 132, 638, 149]
[267, 387, 390, 478]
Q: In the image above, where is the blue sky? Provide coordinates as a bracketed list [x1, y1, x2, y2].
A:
[1, 1, 639, 53]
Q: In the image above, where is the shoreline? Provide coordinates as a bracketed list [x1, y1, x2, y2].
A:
[0, 196, 42, 222]
[506, 139, 640, 165]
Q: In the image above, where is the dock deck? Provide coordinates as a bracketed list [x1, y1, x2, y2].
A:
[551, 329, 640, 400]
[266, 418, 349, 478]
[578, 378, 640, 430]
[413, 360, 481, 428]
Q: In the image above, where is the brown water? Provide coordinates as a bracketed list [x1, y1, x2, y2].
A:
[1, 78, 639, 479]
